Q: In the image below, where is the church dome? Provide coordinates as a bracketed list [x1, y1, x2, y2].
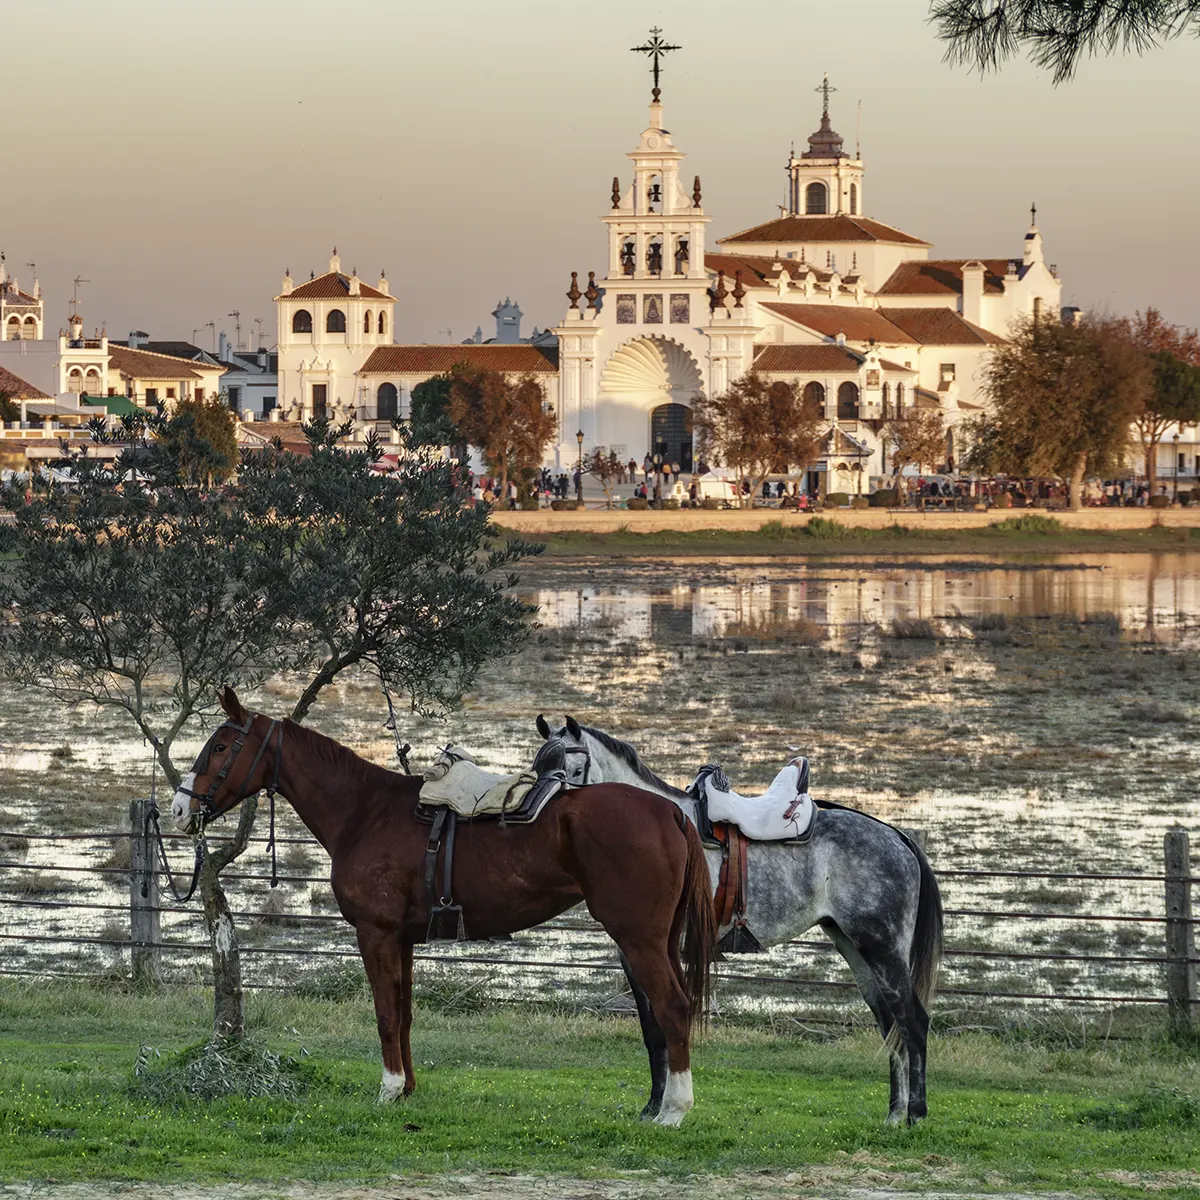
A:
[802, 112, 847, 160]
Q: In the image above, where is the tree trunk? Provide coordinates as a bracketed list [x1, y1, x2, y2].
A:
[199, 796, 258, 1043]
[1068, 451, 1088, 511]
[1145, 438, 1159, 499]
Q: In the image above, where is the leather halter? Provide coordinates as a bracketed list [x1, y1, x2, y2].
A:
[180, 713, 283, 823]
[559, 742, 591, 786]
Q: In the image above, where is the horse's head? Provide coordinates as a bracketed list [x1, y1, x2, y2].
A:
[171, 686, 281, 833]
[534, 713, 589, 786]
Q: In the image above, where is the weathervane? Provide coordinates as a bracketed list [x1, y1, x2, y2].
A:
[815, 72, 837, 117]
[631, 27, 681, 101]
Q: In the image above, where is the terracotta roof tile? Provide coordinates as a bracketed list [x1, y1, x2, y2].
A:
[877, 307, 1005, 345]
[0, 366, 50, 399]
[877, 259, 1012, 296]
[106, 344, 216, 380]
[358, 345, 559, 375]
[760, 303, 910, 343]
[718, 214, 930, 248]
[705, 253, 833, 288]
[278, 272, 392, 301]
[753, 344, 863, 372]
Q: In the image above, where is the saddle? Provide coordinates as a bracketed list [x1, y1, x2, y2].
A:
[689, 758, 818, 956]
[414, 741, 568, 942]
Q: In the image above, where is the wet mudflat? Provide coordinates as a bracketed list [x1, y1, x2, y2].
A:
[2, 551, 1198, 1019]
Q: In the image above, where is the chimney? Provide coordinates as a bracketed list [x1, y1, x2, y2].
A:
[349, 269, 361, 297]
[218, 331, 230, 361]
[281, 268, 293, 296]
[961, 261, 985, 326]
[377, 271, 389, 296]
[257, 347, 267, 369]
[127, 330, 148, 349]
[329, 247, 341, 275]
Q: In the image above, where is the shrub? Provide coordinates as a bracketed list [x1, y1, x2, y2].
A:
[1181, 495, 1192, 507]
[626, 497, 649, 511]
[890, 617, 938, 639]
[133, 1036, 312, 1103]
[519, 497, 540, 511]
[1191, 486, 1200, 502]
[988, 514, 1064, 535]
[661, 498, 680, 510]
[1149, 494, 1171, 508]
[823, 491, 850, 507]
[701, 497, 721, 509]
[870, 489, 900, 507]
[850, 496, 869, 510]
[805, 516, 845, 539]
[550, 499, 579, 511]
[758, 519, 794, 540]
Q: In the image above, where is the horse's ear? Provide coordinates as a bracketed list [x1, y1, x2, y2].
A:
[535, 714, 551, 739]
[219, 686, 247, 723]
[565, 715, 582, 740]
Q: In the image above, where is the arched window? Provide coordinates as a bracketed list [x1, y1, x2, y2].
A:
[849, 183, 858, 216]
[881, 381, 890, 416]
[837, 381, 860, 420]
[378, 310, 387, 335]
[326, 309, 346, 334]
[292, 309, 313, 334]
[364, 310, 372, 334]
[67, 369, 84, 393]
[22, 316, 37, 340]
[5, 316, 20, 341]
[377, 382, 398, 420]
[896, 382, 905, 409]
[84, 369, 101, 397]
[805, 181, 828, 215]
[802, 381, 826, 413]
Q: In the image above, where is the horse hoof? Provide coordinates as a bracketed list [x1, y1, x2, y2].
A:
[377, 1070, 407, 1104]
[652, 1106, 687, 1127]
[639, 1103, 661, 1121]
[907, 1106, 927, 1127]
[884, 1110, 907, 1128]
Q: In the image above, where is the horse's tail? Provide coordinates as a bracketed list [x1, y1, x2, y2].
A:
[676, 811, 717, 1030]
[904, 834, 944, 1010]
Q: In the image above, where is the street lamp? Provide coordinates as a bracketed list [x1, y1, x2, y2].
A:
[1174, 431, 1181, 502]
[652, 451, 662, 504]
[576, 429, 584, 503]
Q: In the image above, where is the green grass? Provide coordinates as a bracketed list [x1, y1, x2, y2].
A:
[531, 519, 1200, 558]
[1, 980, 1199, 1193]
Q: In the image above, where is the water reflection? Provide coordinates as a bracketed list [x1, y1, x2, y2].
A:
[533, 554, 1200, 643]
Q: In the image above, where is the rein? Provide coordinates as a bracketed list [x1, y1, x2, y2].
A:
[143, 800, 205, 902]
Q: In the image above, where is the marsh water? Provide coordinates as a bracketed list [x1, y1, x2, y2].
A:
[3, 551, 1199, 1024]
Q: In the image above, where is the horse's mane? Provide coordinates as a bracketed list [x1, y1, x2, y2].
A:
[283, 719, 413, 792]
[580, 724, 691, 800]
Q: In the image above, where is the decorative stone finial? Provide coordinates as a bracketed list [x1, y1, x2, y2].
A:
[732, 271, 746, 308]
[585, 271, 599, 310]
[566, 271, 582, 310]
[692, 176, 702, 209]
[611, 177, 621, 210]
[710, 270, 728, 312]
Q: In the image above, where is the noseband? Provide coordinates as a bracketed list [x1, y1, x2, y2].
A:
[180, 713, 283, 823]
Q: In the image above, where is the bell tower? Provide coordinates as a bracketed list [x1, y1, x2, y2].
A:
[786, 75, 864, 218]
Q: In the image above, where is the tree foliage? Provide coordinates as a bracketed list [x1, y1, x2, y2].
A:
[692, 374, 824, 506]
[0, 390, 17, 423]
[582, 447, 624, 508]
[932, 0, 1199, 84]
[446, 368, 556, 498]
[409, 372, 458, 447]
[882, 406, 947, 482]
[965, 314, 1150, 507]
[1127, 309, 1200, 493]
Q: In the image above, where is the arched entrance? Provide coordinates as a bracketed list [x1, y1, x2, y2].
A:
[651, 403, 693, 471]
[598, 336, 702, 463]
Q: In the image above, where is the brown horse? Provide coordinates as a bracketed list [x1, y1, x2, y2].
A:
[172, 687, 716, 1126]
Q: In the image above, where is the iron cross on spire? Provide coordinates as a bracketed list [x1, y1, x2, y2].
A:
[632, 27, 681, 101]
[816, 72, 837, 116]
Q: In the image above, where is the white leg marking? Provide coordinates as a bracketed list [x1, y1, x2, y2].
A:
[171, 774, 196, 830]
[378, 1067, 406, 1103]
[653, 1069, 694, 1127]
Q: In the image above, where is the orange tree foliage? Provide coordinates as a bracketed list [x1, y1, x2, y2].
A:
[446, 367, 556, 498]
[692, 373, 824, 506]
[967, 314, 1150, 508]
[881, 406, 946, 483]
[1126, 309, 1200, 494]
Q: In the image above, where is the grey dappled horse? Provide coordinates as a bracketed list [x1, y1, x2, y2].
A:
[535, 715, 944, 1127]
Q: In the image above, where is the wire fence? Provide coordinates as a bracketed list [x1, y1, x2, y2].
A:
[1, 808, 1196, 1033]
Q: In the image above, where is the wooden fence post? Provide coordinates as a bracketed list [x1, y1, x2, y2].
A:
[129, 798, 162, 985]
[1164, 828, 1196, 1035]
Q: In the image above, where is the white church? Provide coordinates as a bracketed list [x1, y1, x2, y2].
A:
[270, 48, 1062, 492]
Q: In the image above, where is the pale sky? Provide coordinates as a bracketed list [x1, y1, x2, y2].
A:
[4, 0, 1198, 348]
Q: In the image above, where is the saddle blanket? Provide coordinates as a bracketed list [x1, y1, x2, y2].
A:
[703, 759, 816, 842]
[421, 758, 541, 818]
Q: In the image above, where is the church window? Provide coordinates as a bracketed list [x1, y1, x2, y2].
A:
[377, 382, 399, 420]
[616, 295, 636, 324]
[68, 369, 83, 392]
[85, 369, 101, 397]
[378, 310, 387, 335]
[621, 240, 636, 276]
[896, 382, 905, 408]
[674, 236, 689, 275]
[364, 310, 372, 334]
[292, 309, 313, 334]
[647, 237, 664, 276]
[837, 381, 859, 419]
[805, 181, 828, 215]
[643, 294, 663, 324]
[670, 294, 690, 324]
[5, 316, 19, 341]
[22, 316, 36, 339]
[881, 381, 890, 416]
[326, 309, 347, 334]
[803, 381, 826, 412]
[849, 183, 858, 216]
